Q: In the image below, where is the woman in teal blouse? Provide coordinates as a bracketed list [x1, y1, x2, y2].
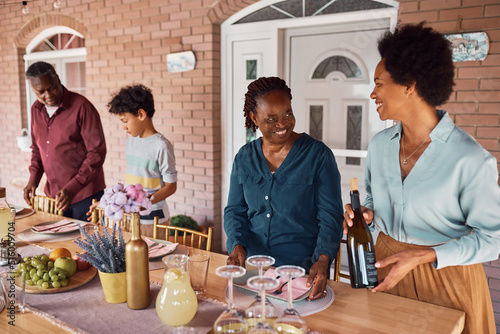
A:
[344, 23, 499, 333]
[224, 77, 343, 301]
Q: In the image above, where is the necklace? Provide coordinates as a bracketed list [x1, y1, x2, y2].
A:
[401, 134, 429, 165]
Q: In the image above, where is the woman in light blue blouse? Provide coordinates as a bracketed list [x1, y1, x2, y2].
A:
[224, 77, 344, 301]
[344, 23, 499, 333]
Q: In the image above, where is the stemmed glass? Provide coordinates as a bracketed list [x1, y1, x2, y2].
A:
[245, 255, 278, 324]
[213, 265, 248, 334]
[246, 255, 275, 277]
[273, 265, 308, 334]
[247, 276, 280, 334]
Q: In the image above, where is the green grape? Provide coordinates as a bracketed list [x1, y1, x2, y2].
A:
[37, 279, 44, 287]
[52, 281, 61, 289]
[58, 269, 68, 277]
[41, 282, 49, 289]
[58, 273, 67, 280]
[48, 261, 54, 268]
[33, 255, 41, 260]
[26, 280, 33, 286]
[60, 279, 68, 287]
[40, 255, 49, 262]
[43, 273, 50, 282]
[30, 269, 37, 277]
[18, 263, 25, 270]
[31, 259, 41, 267]
[23, 256, 31, 263]
[41, 259, 48, 266]
[51, 275, 59, 282]
[31, 274, 40, 282]
[53, 267, 60, 274]
[37, 269, 44, 277]
[36, 264, 45, 271]
[49, 269, 55, 276]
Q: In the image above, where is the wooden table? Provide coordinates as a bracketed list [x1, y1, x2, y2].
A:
[1, 211, 465, 333]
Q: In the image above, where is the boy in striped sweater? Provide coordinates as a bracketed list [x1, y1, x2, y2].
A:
[94, 84, 177, 237]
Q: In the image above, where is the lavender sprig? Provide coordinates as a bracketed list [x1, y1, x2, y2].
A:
[73, 224, 126, 273]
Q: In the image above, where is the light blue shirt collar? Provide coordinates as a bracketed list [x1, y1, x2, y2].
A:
[389, 110, 454, 144]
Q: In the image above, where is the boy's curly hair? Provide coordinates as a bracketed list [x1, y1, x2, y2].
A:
[107, 84, 155, 118]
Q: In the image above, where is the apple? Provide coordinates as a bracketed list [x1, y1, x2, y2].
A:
[54, 257, 78, 278]
[73, 253, 92, 271]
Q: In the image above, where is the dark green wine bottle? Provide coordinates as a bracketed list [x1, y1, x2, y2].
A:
[346, 178, 378, 288]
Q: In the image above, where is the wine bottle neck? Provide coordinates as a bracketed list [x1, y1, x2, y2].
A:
[350, 190, 361, 211]
[130, 213, 142, 239]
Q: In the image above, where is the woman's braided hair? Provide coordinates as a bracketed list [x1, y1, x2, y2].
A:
[243, 77, 292, 132]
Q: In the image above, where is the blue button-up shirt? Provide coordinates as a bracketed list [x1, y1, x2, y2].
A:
[364, 110, 500, 269]
[224, 133, 343, 271]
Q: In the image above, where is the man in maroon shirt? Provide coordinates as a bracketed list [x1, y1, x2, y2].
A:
[23, 61, 106, 221]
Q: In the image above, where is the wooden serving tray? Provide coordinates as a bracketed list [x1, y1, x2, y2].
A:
[25, 267, 97, 294]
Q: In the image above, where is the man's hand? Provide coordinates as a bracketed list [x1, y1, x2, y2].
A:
[23, 181, 38, 206]
[55, 188, 73, 212]
[86, 201, 100, 221]
[306, 254, 330, 301]
[343, 204, 373, 234]
[227, 244, 246, 267]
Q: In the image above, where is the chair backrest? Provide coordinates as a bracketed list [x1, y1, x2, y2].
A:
[30, 195, 63, 215]
[333, 238, 350, 282]
[91, 200, 132, 232]
[153, 217, 213, 252]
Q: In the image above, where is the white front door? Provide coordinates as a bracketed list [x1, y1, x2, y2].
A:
[221, 5, 398, 252]
[286, 19, 391, 205]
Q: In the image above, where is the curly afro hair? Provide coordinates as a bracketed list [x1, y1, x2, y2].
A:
[243, 76, 292, 132]
[377, 22, 455, 107]
[107, 84, 155, 118]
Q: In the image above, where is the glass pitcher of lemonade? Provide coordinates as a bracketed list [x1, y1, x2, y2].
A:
[156, 254, 198, 327]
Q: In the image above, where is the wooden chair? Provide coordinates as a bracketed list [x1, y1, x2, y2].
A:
[90, 199, 132, 232]
[30, 195, 63, 216]
[153, 217, 213, 252]
[333, 239, 350, 282]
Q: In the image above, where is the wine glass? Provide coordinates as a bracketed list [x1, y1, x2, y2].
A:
[213, 265, 248, 334]
[245, 255, 278, 325]
[247, 276, 280, 334]
[246, 255, 275, 277]
[273, 265, 307, 334]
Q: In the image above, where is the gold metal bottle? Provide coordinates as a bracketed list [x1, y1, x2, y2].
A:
[125, 212, 150, 309]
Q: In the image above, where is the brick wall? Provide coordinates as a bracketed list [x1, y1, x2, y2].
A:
[0, 0, 260, 253]
[0, 0, 499, 329]
[398, 0, 500, 331]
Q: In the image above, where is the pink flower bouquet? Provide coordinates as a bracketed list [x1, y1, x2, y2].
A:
[98, 183, 153, 221]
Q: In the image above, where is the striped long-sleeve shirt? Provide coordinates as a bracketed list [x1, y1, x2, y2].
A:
[124, 133, 177, 224]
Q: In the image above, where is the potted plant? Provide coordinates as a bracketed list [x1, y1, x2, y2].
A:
[169, 215, 199, 235]
[74, 182, 153, 304]
[74, 224, 127, 303]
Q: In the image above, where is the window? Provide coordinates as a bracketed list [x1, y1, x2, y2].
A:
[312, 56, 362, 79]
[309, 105, 324, 141]
[234, 0, 392, 24]
[346, 105, 362, 165]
